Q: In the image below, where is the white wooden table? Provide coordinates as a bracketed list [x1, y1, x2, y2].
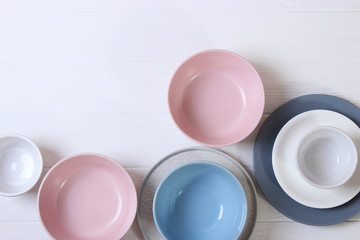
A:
[1, 1, 360, 239]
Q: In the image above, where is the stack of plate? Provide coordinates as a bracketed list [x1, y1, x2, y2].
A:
[138, 147, 258, 240]
[254, 94, 360, 225]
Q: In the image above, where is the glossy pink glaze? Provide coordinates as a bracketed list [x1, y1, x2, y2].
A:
[38, 153, 137, 240]
[169, 49, 265, 146]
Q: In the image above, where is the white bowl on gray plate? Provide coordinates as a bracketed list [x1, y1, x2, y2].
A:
[297, 126, 357, 189]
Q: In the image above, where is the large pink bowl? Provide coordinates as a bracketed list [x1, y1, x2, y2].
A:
[168, 49, 265, 146]
[38, 153, 137, 240]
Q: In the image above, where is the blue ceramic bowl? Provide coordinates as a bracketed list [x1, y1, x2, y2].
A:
[153, 161, 247, 240]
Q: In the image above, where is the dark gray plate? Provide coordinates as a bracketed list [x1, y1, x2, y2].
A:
[254, 94, 360, 225]
[138, 147, 257, 240]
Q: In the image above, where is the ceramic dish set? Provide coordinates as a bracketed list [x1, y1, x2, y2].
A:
[1, 49, 359, 239]
[254, 94, 360, 225]
[138, 148, 257, 240]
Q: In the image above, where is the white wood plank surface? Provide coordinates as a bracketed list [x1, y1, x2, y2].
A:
[1, 1, 360, 239]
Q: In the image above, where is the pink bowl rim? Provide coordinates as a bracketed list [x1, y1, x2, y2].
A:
[37, 152, 137, 240]
[168, 49, 265, 147]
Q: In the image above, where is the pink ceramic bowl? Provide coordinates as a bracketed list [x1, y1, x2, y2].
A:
[168, 49, 265, 146]
[38, 153, 137, 240]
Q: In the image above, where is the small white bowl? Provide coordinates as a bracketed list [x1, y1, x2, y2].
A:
[0, 134, 43, 196]
[297, 126, 357, 189]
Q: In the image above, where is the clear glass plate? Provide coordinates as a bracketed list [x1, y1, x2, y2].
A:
[137, 147, 257, 240]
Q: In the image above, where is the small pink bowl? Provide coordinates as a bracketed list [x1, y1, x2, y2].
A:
[38, 153, 137, 240]
[168, 49, 264, 146]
